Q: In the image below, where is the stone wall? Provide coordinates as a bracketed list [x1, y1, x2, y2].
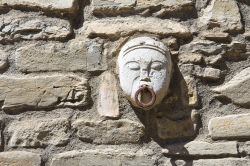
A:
[0, 0, 250, 165]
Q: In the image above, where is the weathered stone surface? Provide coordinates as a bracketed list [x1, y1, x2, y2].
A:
[0, 10, 71, 43]
[198, 0, 242, 33]
[92, 0, 136, 16]
[50, 149, 156, 166]
[212, 67, 250, 106]
[97, 72, 119, 118]
[178, 53, 203, 64]
[0, 0, 78, 13]
[0, 50, 8, 71]
[184, 76, 199, 107]
[223, 41, 247, 60]
[204, 55, 223, 66]
[84, 17, 191, 39]
[0, 151, 41, 166]
[201, 31, 230, 42]
[202, 67, 221, 81]
[72, 119, 145, 144]
[0, 74, 88, 111]
[156, 116, 196, 140]
[7, 118, 70, 147]
[180, 39, 225, 55]
[208, 113, 250, 140]
[162, 141, 238, 157]
[239, 141, 250, 155]
[193, 158, 250, 166]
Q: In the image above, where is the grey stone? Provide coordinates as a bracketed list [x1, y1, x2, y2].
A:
[0, 74, 89, 112]
[0, 0, 78, 13]
[97, 71, 119, 118]
[204, 55, 223, 66]
[84, 17, 191, 39]
[178, 53, 203, 64]
[0, 151, 41, 166]
[239, 141, 250, 155]
[162, 141, 238, 157]
[92, 0, 136, 16]
[202, 67, 222, 81]
[0, 10, 72, 43]
[212, 67, 250, 106]
[198, 0, 242, 33]
[0, 50, 8, 71]
[7, 118, 70, 147]
[193, 158, 250, 166]
[223, 41, 247, 60]
[208, 113, 250, 140]
[50, 149, 156, 166]
[72, 119, 145, 144]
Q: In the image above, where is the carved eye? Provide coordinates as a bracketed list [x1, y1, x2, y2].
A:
[151, 62, 164, 71]
[126, 62, 140, 70]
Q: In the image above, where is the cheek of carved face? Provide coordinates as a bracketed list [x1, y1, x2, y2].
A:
[118, 49, 170, 108]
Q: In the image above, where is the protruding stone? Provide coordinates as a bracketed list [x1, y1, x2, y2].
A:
[198, 0, 242, 33]
[201, 31, 230, 42]
[50, 149, 156, 166]
[72, 119, 145, 144]
[193, 158, 250, 166]
[84, 17, 191, 39]
[184, 76, 199, 107]
[7, 118, 70, 147]
[204, 55, 223, 66]
[178, 53, 203, 64]
[208, 113, 250, 140]
[97, 72, 119, 118]
[0, 151, 41, 166]
[0, 10, 72, 43]
[223, 41, 247, 60]
[0, 50, 8, 71]
[212, 67, 250, 106]
[0, 0, 78, 14]
[92, 0, 136, 16]
[162, 141, 238, 157]
[0, 74, 89, 112]
[202, 67, 221, 81]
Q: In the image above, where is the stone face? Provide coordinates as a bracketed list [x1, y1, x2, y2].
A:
[97, 72, 119, 118]
[7, 118, 70, 147]
[118, 37, 172, 110]
[0, 10, 72, 43]
[92, 0, 136, 16]
[198, 0, 242, 33]
[212, 67, 250, 106]
[193, 158, 250, 166]
[50, 149, 156, 166]
[0, 50, 8, 71]
[0, 151, 41, 166]
[162, 141, 238, 157]
[178, 53, 203, 64]
[84, 17, 191, 39]
[0, 74, 89, 111]
[202, 67, 221, 81]
[73, 119, 145, 144]
[208, 113, 250, 140]
[0, 0, 78, 13]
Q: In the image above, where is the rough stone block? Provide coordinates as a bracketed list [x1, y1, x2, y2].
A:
[97, 72, 119, 118]
[212, 67, 250, 107]
[202, 67, 221, 81]
[0, 50, 8, 71]
[193, 158, 250, 166]
[162, 141, 238, 157]
[178, 53, 203, 64]
[0, 151, 41, 166]
[0, 74, 89, 112]
[208, 113, 250, 140]
[7, 118, 70, 147]
[84, 17, 191, 39]
[50, 149, 156, 166]
[0, 10, 72, 43]
[0, 0, 78, 13]
[72, 119, 145, 144]
[92, 0, 136, 16]
[198, 0, 242, 33]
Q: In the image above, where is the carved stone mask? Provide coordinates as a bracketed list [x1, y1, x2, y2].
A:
[118, 37, 172, 110]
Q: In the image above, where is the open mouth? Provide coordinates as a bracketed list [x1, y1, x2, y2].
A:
[135, 84, 156, 109]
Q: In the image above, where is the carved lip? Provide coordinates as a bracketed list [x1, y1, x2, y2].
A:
[135, 84, 156, 109]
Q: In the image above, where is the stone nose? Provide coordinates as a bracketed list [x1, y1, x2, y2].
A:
[140, 70, 150, 82]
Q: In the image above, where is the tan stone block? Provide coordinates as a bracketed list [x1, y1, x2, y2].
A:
[0, 151, 41, 166]
[208, 113, 250, 140]
[193, 158, 250, 166]
[97, 72, 119, 118]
